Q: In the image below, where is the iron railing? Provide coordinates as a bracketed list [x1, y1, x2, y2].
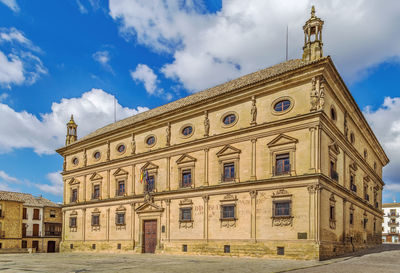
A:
[272, 165, 291, 176]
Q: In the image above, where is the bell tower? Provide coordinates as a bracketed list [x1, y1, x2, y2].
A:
[302, 6, 324, 62]
[66, 115, 78, 145]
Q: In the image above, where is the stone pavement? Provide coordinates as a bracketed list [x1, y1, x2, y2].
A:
[0, 244, 399, 273]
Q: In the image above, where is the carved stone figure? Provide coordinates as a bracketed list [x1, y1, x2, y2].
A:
[204, 111, 210, 137]
[310, 76, 326, 112]
[63, 156, 66, 171]
[166, 122, 171, 146]
[131, 133, 136, 154]
[250, 96, 257, 125]
[344, 111, 349, 139]
[272, 216, 293, 227]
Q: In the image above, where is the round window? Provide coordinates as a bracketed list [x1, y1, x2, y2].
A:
[182, 126, 193, 136]
[72, 157, 79, 165]
[274, 100, 291, 112]
[146, 136, 155, 146]
[223, 114, 236, 125]
[117, 144, 126, 153]
[94, 151, 101, 160]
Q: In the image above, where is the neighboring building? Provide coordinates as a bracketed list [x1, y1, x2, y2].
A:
[382, 203, 400, 243]
[0, 191, 62, 252]
[57, 7, 388, 260]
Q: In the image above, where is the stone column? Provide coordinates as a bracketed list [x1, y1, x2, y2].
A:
[316, 185, 322, 243]
[106, 208, 110, 242]
[165, 199, 171, 242]
[204, 149, 209, 186]
[202, 195, 209, 241]
[166, 157, 171, 191]
[309, 127, 316, 172]
[251, 139, 257, 180]
[82, 208, 86, 242]
[307, 185, 316, 239]
[250, 190, 257, 241]
[83, 175, 87, 202]
[316, 125, 321, 173]
[131, 203, 135, 248]
[342, 198, 347, 243]
[63, 180, 66, 205]
[131, 165, 135, 195]
[62, 210, 66, 242]
[107, 170, 111, 199]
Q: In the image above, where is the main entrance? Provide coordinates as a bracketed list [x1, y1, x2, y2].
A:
[47, 241, 56, 253]
[142, 220, 157, 253]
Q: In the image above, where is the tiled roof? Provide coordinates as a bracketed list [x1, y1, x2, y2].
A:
[383, 203, 400, 208]
[73, 58, 323, 144]
[0, 191, 61, 207]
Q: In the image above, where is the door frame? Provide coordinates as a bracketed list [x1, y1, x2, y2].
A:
[142, 220, 157, 253]
[47, 241, 56, 253]
[138, 214, 162, 253]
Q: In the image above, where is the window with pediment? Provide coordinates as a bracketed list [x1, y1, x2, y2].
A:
[141, 162, 158, 193]
[91, 209, 101, 231]
[271, 189, 293, 227]
[176, 154, 196, 188]
[68, 178, 80, 203]
[113, 168, 128, 197]
[219, 194, 238, 228]
[216, 145, 241, 183]
[328, 142, 340, 182]
[267, 134, 298, 176]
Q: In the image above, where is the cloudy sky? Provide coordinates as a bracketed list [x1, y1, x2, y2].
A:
[0, 0, 399, 203]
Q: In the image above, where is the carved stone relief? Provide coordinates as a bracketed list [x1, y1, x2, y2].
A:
[272, 216, 293, 227]
[310, 76, 326, 112]
[166, 122, 171, 146]
[250, 96, 257, 126]
[131, 133, 136, 155]
[204, 110, 210, 137]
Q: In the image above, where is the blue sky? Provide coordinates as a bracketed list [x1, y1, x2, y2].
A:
[0, 0, 400, 203]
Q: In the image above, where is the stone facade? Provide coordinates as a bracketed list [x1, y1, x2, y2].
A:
[57, 7, 388, 260]
[0, 191, 62, 252]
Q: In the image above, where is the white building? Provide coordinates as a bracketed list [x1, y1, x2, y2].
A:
[382, 203, 400, 243]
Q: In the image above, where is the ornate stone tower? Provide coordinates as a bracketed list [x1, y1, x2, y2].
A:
[302, 6, 324, 62]
[66, 115, 78, 145]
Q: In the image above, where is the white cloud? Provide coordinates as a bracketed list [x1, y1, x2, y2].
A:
[92, 50, 113, 73]
[0, 0, 19, 12]
[0, 170, 18, 182]
[130, 64, 171, 99]
[0, 88, 148, 155]
[76, 0, 88, 14]
[34, 171, 63, 196]
[109, 0, 400, 92]
[0, 93, 8, 102]
[0, 27, 46, 88]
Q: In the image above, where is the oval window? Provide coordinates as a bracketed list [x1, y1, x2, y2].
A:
[72, 157, 79, 165]
[146, 136, 155, 146]
[182, 126, 193, 136]
[274, 100, 291, 112]
[223, 114, 236, 125]
[94, 151, 101, 160]
[117, 144, 126, 153]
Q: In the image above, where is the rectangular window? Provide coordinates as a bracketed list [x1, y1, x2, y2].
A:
[22, 240, 27, 248]
[117, 181, 125, 196]
[146, 175, 155, 192]
[33, 209, 40, 220]
[116, 213, 125, 225]
[180, 208, 192, 221]
[221, 205, 235, 219]
[222, 163, 235, 182]
[391, 227, 396, 233]
[350, 212, 354, 225]
[330, 206, 335, 220]
[390, 209, 396, 217]
[91, 215, 100, 226]
[23, 207, 27, 219]
[71, 189, 78, 202]
[93, 185, 100, 199]
[275, 154, 290, 175]
[117, 243, 121, 250]
[330, 161, 338, 181]
[274, 201, 291, 217]
[70, 244, 74, 249]
[224, 245, 230, 253]
[50, 210, 56, 218]
[92, 244, 96, 250]
[350, 175, 357, 192]
[181, 169, 192, 187]
[182, 244, 188, 252]
[277, 247, 285, 255]
[32, 224, 39, 236]
[69, 217, 77, 228]
[363, 218, 368, 229]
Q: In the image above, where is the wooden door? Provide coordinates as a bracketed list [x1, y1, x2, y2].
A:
[33, 224, 39, 237]
[22, 224, 27, 237]
[47, 241, 56, 253]
[143, 220, 157, 253]
[32, 241, 39, 251]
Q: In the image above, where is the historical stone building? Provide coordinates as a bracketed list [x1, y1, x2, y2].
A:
[0, 191, 62, 252]
[57, 7, 388, 260]
[382, 202, 400, 243]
